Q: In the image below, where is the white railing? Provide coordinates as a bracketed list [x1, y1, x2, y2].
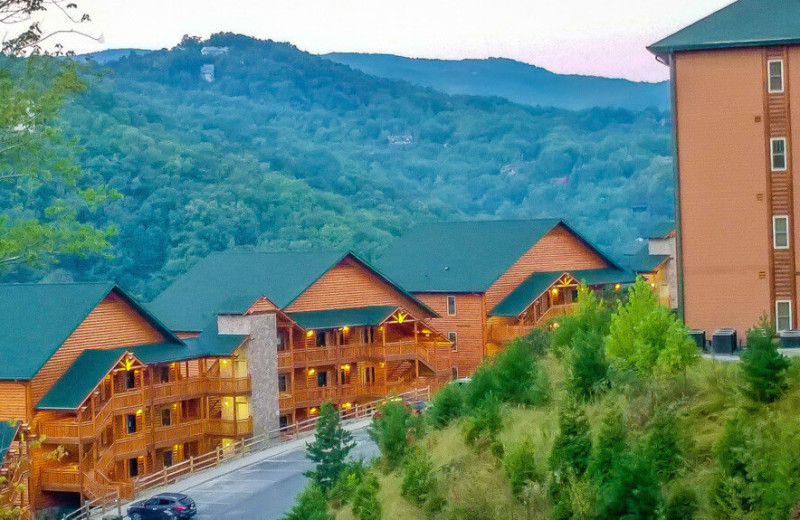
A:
[60, 387, 430, 520]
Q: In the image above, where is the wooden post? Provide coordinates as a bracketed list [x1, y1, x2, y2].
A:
[216, 446, 221, 465]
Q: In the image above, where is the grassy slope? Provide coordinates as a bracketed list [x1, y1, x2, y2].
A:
[350, 355, 800, 520]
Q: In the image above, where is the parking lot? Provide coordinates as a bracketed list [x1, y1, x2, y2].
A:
[181, 428, 377, 520]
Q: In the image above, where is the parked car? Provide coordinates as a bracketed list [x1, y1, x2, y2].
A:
[127, 493, 197, 520]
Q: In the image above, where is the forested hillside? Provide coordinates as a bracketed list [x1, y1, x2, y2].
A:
[27, 34, 672, 299]
[324, 53, 670, 111]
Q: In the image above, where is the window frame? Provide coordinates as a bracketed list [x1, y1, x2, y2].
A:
[773, 215, 790, 249]
[448, 332, 457, 352]
[160, 408, 172, 427]
[768, 59, 785, 94]
[446, 295, 457, 316]
[451, 367, 459, 381]
[278, 373, 288, 393]
[776, 300, 792, 332]
[771, 137, 788, 172]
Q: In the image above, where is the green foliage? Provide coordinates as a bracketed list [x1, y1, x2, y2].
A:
[464, 394, 503, 447]
[548, 401, 592, 479]
[368, 402, 422, 470]
[553, 285, 612, 350]
[596, 444, 661, 520]
[328, 460, 366, 509]
[401, 447, 444, 513]
[282, 484, 331, 520]
[304, 402, 355, 492]
[566, 328, 609, 401]
[429, 383, 464, 429]
[605, 277, 698, 377]
[352, 473, 382, 520]
[503, 439, 540, 496]
[464, 362, 498, 409]
[0, 58, 118, 272]
[643, 406, 685, 482]
[740, 318, 790, 403]
[589, 407, 627, 485]
[661, 482, 698, 520]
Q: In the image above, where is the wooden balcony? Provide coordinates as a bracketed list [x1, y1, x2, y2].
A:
[40, 467, 82, 492]
[207, 377, 251, 395]
[153, 419, 204, 448]
[37, 420, 95, 443]
[114, 434, 147, 458]
[207, 418, 252, 437]
[486, 304, 578, 345]
[283, 382, 417, 409]
[276, 339, 437, 371]
[149, 378, 208, 403]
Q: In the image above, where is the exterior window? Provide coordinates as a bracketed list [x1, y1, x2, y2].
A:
[771, 138, 787, 171]
[773, 216, 790, 249]
[125, 370, 136, 390]
[769, 60, 784, 93]
[447, 295, 456, 316]
[362, 366, 375, 384]
[128, 458, 139, 478]
[161, 408, 171, 427]
[279, 415, 290, 429]
[451, 367, 458, 380]
[776, 300, 792, 332]
[126, 414, 137, 434]
[162, 450, 173, 468]
[159, 366, 170, 383]
[278, 374, 288, 392]
[277, 331, 288, 352]
[317, 371, 328, 388]
[448, 332, 457, 352]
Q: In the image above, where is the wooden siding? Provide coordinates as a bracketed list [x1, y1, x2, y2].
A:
[285, 257, 431, 318]
[0, 382, 29, 422]
[246, 296, 279, 314]
[484, 225, 609, 310]
[416, 293, 485, 376]
[29, 293, 165, 404]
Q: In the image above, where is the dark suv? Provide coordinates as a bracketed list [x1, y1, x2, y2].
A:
[127, 493, 197, 520]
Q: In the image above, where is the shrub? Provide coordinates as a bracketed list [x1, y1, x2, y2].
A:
[429, 383, 464, 428]
[328, 460, 366, 508]
[740, 318, 790, 403]
[644, 406, 685, 482]
[566, 328, 609, 401]
[548, 401, 592, 479]
[463, 362, 498, 409]
[464, 394, 502, 447]
[514, 327, 551, 359]
[596, 444, 661, 520]
[304, 402, 355, 492]
[553, 285, 612, 351]
[589, 406, 627, 485]
[352, 473, 381, 520]
[368, 401, 422, 470]
[282, 484, 331, 520]
[661, 482, 698, 520]
[493, 338, 551, 405]
[504, 439, 540, 496]
[401, 447, 444, 513]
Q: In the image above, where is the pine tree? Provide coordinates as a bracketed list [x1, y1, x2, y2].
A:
[305, 402, 355, 492]
[282, 484, 331, 520]
[740, 317, 790, 403]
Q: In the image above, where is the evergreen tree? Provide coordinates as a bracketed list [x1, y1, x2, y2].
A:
[549, 401, 592, 479]
[596, 445, 661, 520]
[740, 317, 790, 403]
[305, 402, 355, 493]
[589, 407, 627, 485]
[352, 473, 381, 520]
[282, 484, 331, 520]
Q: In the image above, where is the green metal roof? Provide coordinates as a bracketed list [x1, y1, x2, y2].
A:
[647, 221, 675, 240]
[0, 283, 178, 381]
[0, 421, 19, 462]
[623, 245, 670, 274]
[375, 219, 620, 293]
[150, 250, 435, 332]
[36, 349, 128, 410]
[288, 305, 398, 330]
[648, 0, 800, 56]
[489, 268, 636, 317]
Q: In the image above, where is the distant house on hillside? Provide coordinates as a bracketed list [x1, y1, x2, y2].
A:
[375, 220, 635, 377]
[649, 0, 800, 339]
[201, 46, 229, 56]
[200, 64, 215, 82]
[623, 221, 677, 309]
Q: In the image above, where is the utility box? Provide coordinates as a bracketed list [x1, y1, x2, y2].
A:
[712, 329, 737, 354]
[780, 330, 800, 348]
[688, 330, 706, 351]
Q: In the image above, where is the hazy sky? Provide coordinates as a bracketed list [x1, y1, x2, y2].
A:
[60, 0, 734, 82]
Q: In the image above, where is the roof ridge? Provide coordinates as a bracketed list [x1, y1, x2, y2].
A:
[0, 281, 114, 287]
[207, 249, 347, 256]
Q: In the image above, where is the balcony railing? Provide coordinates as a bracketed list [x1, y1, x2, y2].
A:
[40, 467, 82, 492]
[153, 420, 204, 447]
[207, 377, 251, 394]
[37, 420, 95, 442]
[207, 418, 253, 437]
[149, 378, 207, 402]
[114, 434, 146, 458]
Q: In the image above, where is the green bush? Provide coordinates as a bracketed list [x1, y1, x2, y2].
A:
[504, 439, 540, 496]
[368, 402, 422, 470]
[553, 285, 612, 351]
[644, 406, 685, 482]
[548, 401, 592, 479]
[429, 383, 464, 428]
[282, 484, 331, 520]
[661, 482, 698, 520]
[401, 447, 444, 513]
[740, 319, 790, 403]
[464, 394, 502, 447]
[566, 328, 609, 401]
[328, 460, 366, 508]
[596, 444, 661, 520]
[464, 362, 498, 409]
[352, 473, 381, 520]
[493, 337, 551, 406]
[589, 406, 627, 485]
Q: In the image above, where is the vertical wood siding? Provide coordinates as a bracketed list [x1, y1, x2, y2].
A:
[285, 257, 431, 318]
[416, 293, 485, 376]
[29, 293, 165, 404]
[484, 225, 609, 309]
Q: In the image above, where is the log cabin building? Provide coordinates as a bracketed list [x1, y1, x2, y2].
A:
[0, 283, 252, 513]
[649, 0, 800, 339]
[376, 219, 635, 377]
[148, 250, 452, 431]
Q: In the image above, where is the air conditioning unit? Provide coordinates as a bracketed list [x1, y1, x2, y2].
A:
[712, 329, 737, 354]
[780, 330, 800, 349]
[687, 330, 706, 351]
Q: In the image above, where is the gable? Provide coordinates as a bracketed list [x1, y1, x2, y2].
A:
[484, 224, 610, 309]
[29, 292, 165, 404]
[285, 256, 433, 318]
[246, 296, 280, 314]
